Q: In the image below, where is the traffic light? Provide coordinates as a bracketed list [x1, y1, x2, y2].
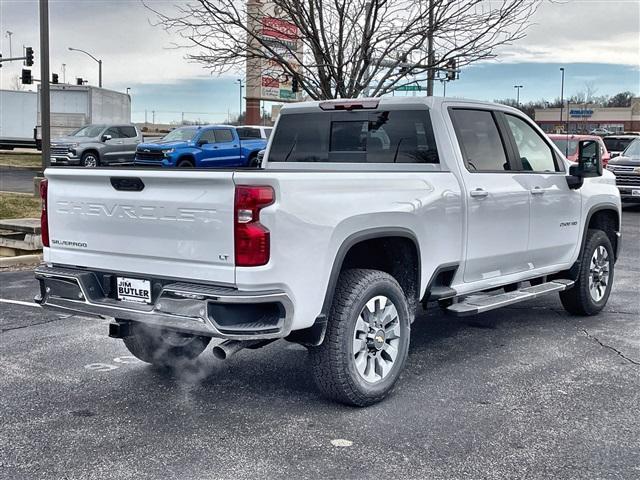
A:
[76, 77, 84, 85]
[446, 58, 457, 81]
[292, 77, 299, 93]
[25, 47, 34, 67]
[52, 73, 59, 84]
[21, 69, 33, 84]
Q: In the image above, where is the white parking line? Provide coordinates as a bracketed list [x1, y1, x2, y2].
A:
[0, 298, 40, 308]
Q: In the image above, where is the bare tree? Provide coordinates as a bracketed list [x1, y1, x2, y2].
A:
[146, 0, 542, 99]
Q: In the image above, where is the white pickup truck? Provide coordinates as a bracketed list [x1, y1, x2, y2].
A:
[35, 97, 621, 406]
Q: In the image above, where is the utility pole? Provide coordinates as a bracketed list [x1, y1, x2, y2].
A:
[39, 0, 51, 171]
[152, 110, 155, 126]
[181, 112, 184, 125]
[426, 0, 435, 97]
[5, 31, 13, 57]
[514, 85, 523, 106]
[62, 63, 66, 83]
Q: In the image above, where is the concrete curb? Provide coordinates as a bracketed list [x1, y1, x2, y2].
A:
[0, 191, 33, 196]
[0, 254, 42, 268]
[0, 164, 41, 171]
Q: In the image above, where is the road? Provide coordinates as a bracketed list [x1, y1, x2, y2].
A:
[1, 207, 639, 480]
[0, 166, 38, 193]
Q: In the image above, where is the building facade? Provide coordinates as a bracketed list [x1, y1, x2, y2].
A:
[535, 97, 640, 134]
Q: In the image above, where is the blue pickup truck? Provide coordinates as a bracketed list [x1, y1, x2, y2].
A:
[134, 125, 267, 168]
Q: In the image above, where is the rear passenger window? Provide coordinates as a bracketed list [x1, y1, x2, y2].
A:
[450, 109, 509, 172]
[237, 127, 261, 140]
[214, 129, 234, 143]
[505, 114, 559, 172]
[269, 110, 439, 164]
[119, 126, 138, 138]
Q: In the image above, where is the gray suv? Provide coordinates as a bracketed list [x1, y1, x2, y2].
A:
[50, 124, 142, 167]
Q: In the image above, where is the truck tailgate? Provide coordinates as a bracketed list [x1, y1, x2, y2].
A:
[44, 168, 236, 285]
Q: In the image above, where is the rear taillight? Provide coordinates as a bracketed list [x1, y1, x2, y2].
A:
[39, 179, 49, 247]
[234, 185, 274, 267]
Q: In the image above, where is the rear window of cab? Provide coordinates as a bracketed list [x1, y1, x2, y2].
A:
[269, 110, 439, 164]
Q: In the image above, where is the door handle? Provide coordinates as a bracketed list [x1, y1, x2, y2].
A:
[531, 187, 545, 195]
[470, 188, 488, 198]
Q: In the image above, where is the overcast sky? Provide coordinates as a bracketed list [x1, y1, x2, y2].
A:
[1, 0, 638, 123]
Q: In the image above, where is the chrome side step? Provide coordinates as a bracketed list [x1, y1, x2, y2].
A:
[446, 280, 574, 317]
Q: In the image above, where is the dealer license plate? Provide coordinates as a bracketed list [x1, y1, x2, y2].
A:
[116, 277, 152, 304]
[632, 189, 640, 197]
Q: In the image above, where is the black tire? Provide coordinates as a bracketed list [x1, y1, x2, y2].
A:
[177, 159, 194, 168]
[81, 151, 99, 167]
[309, 269, 411, 407]
[560, 229, 614, 316]
[248, 153, 259, 168]
[122, 322, 210, 367]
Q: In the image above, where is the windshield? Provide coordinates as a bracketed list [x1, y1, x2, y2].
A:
[603, 137, 634, 152]
[622, 139, 640, 157]
[71, 125, 106, 137]
[551, 139, 579, 156]
[162, 128, 198, 142]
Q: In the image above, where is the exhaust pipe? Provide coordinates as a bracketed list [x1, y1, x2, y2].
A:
[212, 339, 273, 360]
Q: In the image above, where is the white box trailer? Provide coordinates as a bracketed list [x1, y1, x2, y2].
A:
[36, 84, 131, 147]
[0, 89, 38, 149]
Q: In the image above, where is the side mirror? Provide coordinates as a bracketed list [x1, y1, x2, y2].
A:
[257, 149, 265, 162]
[102, 134, 112, 142]
[570, 139, 602, 178]
[197, 139, 208, 147]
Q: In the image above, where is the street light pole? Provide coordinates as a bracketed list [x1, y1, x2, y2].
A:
[236, 79, 244, 124]
[514, 85, 523, 107]
[5, 31, 13, 57]
[68, 46, 102, 87]
[559, 67, 565, 133]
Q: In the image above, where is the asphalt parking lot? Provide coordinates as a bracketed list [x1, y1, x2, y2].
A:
[0, 166, 38, 194]
[1, 207, 638, 480]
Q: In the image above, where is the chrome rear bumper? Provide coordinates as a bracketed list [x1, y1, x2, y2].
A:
[34, 265, 293, 340]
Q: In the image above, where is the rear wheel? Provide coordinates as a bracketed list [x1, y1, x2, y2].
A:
[248, 153, 259, 168]
[81, 151, 99, 167]
[309, 269, 410, 407]
[122, 322, 210, 367]
[560, 229, 614, 316]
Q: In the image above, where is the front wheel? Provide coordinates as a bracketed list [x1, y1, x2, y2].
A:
[81, 151, 99, 167]
[309, 269, 411, 407]
[560, 229, 614, 316]
[122, 322, 210, 367]
[176, 159, 194, 168]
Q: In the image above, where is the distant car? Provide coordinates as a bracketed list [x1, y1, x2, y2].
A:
[237, 125, 273, 140]
[603, 135, 638, 159]
[134, 125, 267, 168]
[606, 138, 640, 202]
[548, 134, 610, 165]
[50, 124, 142, 167]
[589, 127, 613, 136]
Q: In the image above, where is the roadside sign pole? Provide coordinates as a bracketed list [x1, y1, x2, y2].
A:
[39, 0, 51, 171]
